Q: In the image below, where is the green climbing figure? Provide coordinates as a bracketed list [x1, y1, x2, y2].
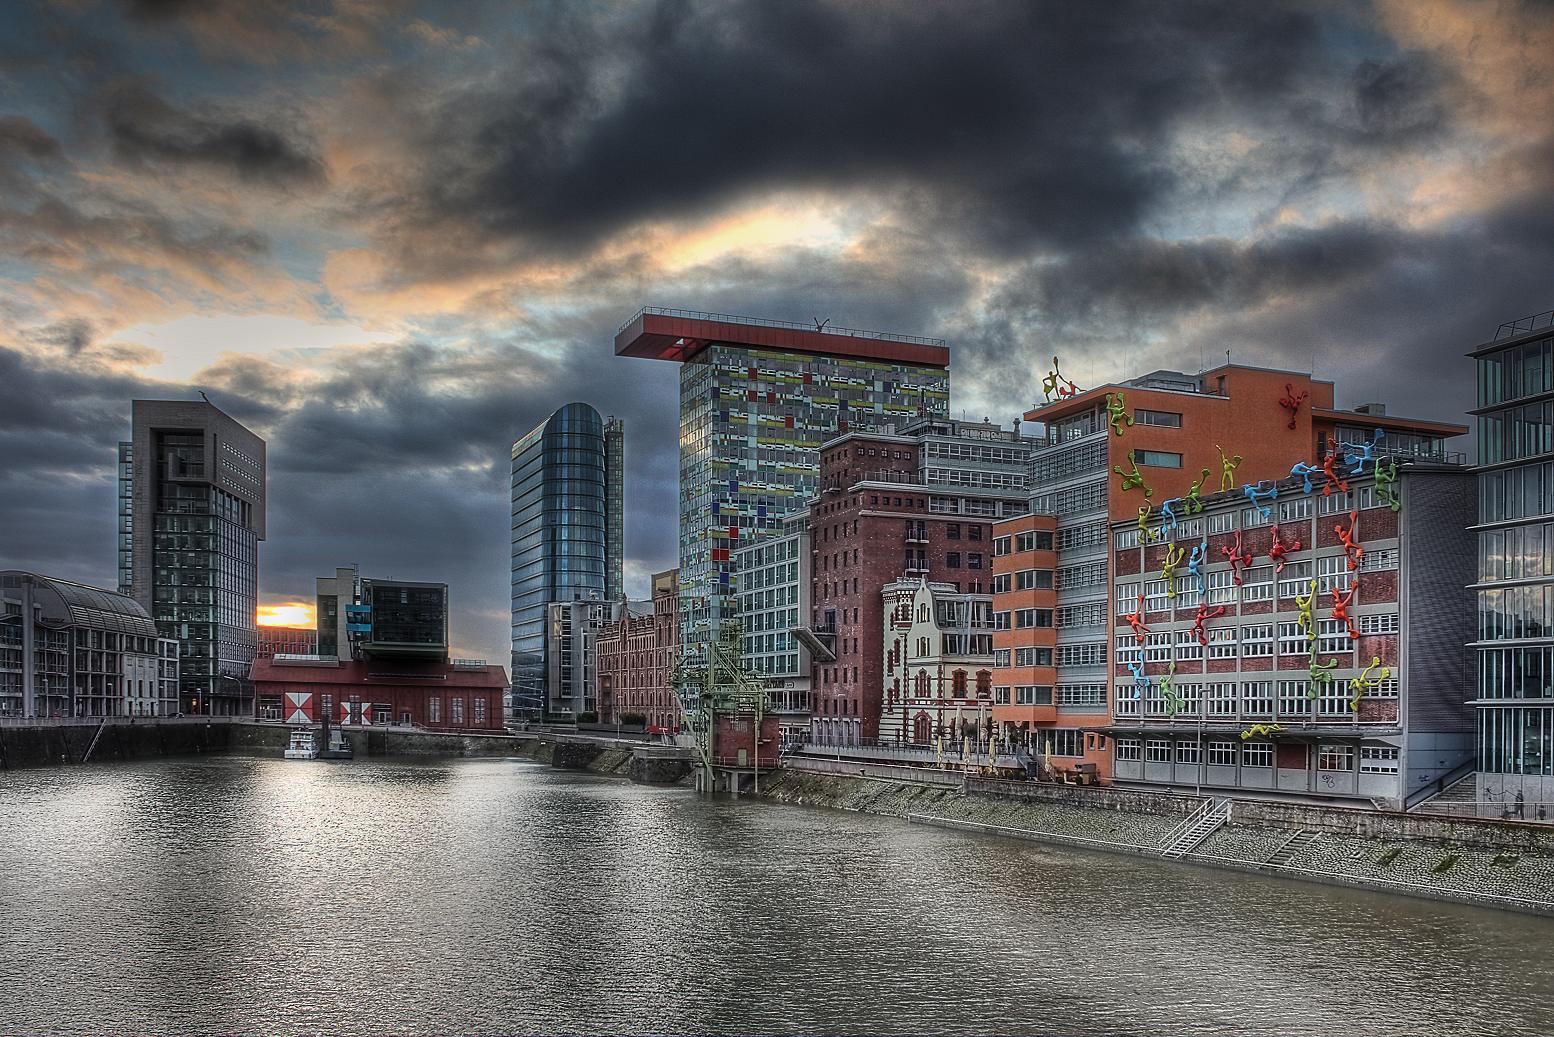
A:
[1184, 468, 1212, 513]
[1161, 661, 1182, 717]
[1042, 356, 1080, 402]
[1160, 543, 1186, 597]
[1294, 578, 1318, 641]
[1374, 457, 1402, 512]
[1217, 444, 1243, 492]
[1106, 391, 1134, 437]
[1137, 504, 1159, 544]
[1349, 656, 1392, 711]
[1240, 722, 1282, 740]
[1306, 649, 1339, 700]
[1114, 450, 1154, 498]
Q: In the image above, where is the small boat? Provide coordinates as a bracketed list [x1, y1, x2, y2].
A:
[283, 728, 318, 760]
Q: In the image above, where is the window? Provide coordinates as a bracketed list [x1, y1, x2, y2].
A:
[1360, 548, 1399, 573]
[1057, 684, 1107, 707]
[947, 552, 962, 568]
[1241, 624, 1274, 658]
[1145, 740, 1172, 763]
[474, 698, 487, 723]
[1015, 685, 1053, 705]
[994, 611, 1010, 630]
[1279, 496, 1313, 522]
[1176, 741, 1201, 764]
[946, 523, 961, 540]
[1277, 561, 1313, 600]
[1116, 529, 1141, 550]
[993, 649, 1010, 667]
[1145, 579, 1170, 613]
[1208, 511, 1235, 534]
[1241, 506, 1272, 529]
[1360, 746, 1400, 774]
[1176, 518, 1203, 541]
[993, 536, 1012, 556]
[1317, 619, 1351, 655]
[1056, 642, 1106, 667]
[1370, 677, 1399, 699]
[1207, 627, 1237, 659]
[1016, 569, 1052, 590]
[1242, 681, 1274, 715]
[1015, 646, 1052, 666]
[1115, 634, 1141, 665]
[1174, 575, 1202, 608]
[1117, 582, 1140, 616]
[1137, 450, 1182, 468]
[1317, 554, 1352, 593]
[1145, 632, 1172, 663]
[1135, 409, 1183, 428]
[1243, 565, 1273, 603]
[1207, 741, 1237, 766]
[429, 697, 441, 723]
[1116, 738, 1142, 761]
[1207, 683, 1237, 717]
[969, 526, 983, 542]
[993, 686, 1011, 704]
[1242, 742, 1274, 768]
[1175, 682, 1202, 717]
[1056, 602, 1107, 628]
[1278, 622, 1307, 656]
[1015, 530, 1050, 551]
[1278, 680, 1311, 717]
[992, 573, 1011, 594]
[1206, 569, 1236, 606]
[1359, 613, 1399, 635]
[1174, 629, 1203, 661]
[1015, 609, 1051, 629]
[967, 553, 984, 570]
[1317, 744, 1356, 771]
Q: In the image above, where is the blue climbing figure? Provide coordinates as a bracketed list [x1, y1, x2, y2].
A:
[1242, 479, 1278, 521]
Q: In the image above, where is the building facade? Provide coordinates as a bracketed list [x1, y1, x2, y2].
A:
[122, 399, 265, 715]
[1107, 457, 1473, 808]
[256, 624, 317, 658]
[314, 567, 449, 664]
[615, 308, 950, 657]
[879, 577, 996, 748]
[1472, 316, 1554, 815]
[732, 517, 812, 743]
[250, 656, 506, 731]
[1, 571, 179, 718]
[544, 598, 621, 719]
[989, 515, 1070, 767]
[511, 403, 623, 715]
[800, 420, 1034, 745]
[597, 569, 680, 730]
[1005, 364, 1465, 781]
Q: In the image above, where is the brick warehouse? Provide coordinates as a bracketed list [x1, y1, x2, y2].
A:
[997, 362, 1466, 783]
[250, 656, 507, 731]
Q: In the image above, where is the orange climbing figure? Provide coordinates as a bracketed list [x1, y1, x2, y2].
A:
[1268, 523, 1302, 574]
[1320, 434, 1349, 497]
[1191, 602, 1226, 645]
[1335, 510, 1365, 571]
[1330, 582, 1359, 640]
[1126, 594, 1150, 642]
[1220, 529, 1252, 584]
[1278, 383, 1310, 430]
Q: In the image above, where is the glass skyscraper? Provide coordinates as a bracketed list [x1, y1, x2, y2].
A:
[615, 308, 950, 655]
[510, 403, 623, 717]
[121, 399, 265, 716]
[1472, 314, 1554, 813]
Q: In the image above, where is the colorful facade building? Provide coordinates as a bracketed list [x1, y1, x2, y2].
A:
[879, 577, 996, 747]
[596, 569, 681, 730]
[249, 656, 507, 731]
[1471, 315, 1554, 816]
[799, 419, 1035, 745]
[1107, 454, 1473, 808]
[614, 308, 950, 658]
[1001, 362, 1466, 782]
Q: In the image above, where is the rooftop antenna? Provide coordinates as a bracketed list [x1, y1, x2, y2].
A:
[198, 390, 211, 404]
[813, 317, 831, 332]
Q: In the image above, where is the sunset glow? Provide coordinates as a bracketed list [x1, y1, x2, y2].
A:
[256, 604, 315, 628]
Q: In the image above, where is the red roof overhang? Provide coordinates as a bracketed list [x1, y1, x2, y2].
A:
[614, 310, 950, 368]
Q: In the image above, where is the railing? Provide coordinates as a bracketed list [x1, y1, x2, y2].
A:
[1404, 758, 1477, 811]
[1496, 309, 1554, 342]
[618, 306, 946, 348]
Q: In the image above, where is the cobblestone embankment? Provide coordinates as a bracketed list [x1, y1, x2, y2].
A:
[758, 769, 1554, 916]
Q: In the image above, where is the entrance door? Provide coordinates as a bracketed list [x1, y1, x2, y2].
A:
[912, 712, 931, 746]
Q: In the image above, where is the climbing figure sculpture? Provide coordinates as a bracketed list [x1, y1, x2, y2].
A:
[1184, 468, 1212, 513]
[1374, 458, 1402, 512]
[1335, 510, 1365, 571]
[1191, 602, 1226, 645]
[1041, 356, 1080, 402]
[1159, 497, 1182, 538]
[1114, 450, 1154, 498]
[1220, 529, 1252, 585]
[1330, 582, 1360, 640]
[1242, 480, 1278, 522]
[1126, 594, 1150, 642]
[1137, 504, 1158, 544]
[1342, 428, 1386, 477]
[1290, 460, 1321, 494]
[1320, 434, 1350, 497]
[1106, 391, 1134, 436]
[1278, 383, 1310, 430]
[1295, 579, 1318, 641]
[1217, 445, 1243, 492]
[1349, 656, 1392, 712]
[1161, 543, 1186, 597]
[1268, 523, 1303, 574]
[1187, 543, 1208, 598]
[1306, 650, 1339, 699]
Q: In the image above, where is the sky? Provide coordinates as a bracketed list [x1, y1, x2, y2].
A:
[2, 0, 1553, 664]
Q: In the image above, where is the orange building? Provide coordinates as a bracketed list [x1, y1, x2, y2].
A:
[989, 514, 1068, 768]
[997, 363, 1464, 783]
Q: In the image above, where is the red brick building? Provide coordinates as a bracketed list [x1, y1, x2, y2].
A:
[255, 624, 317, 658]
[597, 569, 680, 730]
[250, 656, 507, 731]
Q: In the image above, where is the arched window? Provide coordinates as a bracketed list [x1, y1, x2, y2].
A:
[914, 670, 931, 696]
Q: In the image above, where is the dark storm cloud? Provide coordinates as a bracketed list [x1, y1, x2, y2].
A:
[101, 83, 326, 187]
[388, 0, 1333, 264]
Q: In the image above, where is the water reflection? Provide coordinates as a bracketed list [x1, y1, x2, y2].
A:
[0, 756, 1550, 1035]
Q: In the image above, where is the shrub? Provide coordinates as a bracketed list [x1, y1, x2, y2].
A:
[1377, 847, 1402, 866]
[621, 712, 648, 726]
[1431, 853, 1460, 873]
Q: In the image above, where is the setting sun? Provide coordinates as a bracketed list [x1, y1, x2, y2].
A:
[256, 603, 315, 628]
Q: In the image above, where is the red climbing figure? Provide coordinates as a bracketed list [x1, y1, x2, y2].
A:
[1320, 434, 1349, 498]
[1268, 523, 1303, 574]
[1192, 603, 1227, 645]
[1278, 383, 1310, 430]
[1220, 529, 1252, 585]
[1126, 594, 1150, 643]
[1335, 510, 1365, 571]
[1330, 582, 1359, 640]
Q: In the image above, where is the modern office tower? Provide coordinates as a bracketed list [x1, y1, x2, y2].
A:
[1007, 363, 1466, 783]
[800, 419, 1036, 746]
[313, 566, 448, 663]
[732, 515, 812, 744]
[1108, 457, 1473, 808]
[1, 571, 180, 718]
[615, 308, 951, 658]
[122, 399, 265, 715]
[510, 403, 623, 715]
[597, 569, 681, 729]
[1472, 315, 1554, 815]
[605, 417, 625, 602]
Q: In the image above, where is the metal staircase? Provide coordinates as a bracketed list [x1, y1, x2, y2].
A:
[1262, 830, 1320, 868]
[1160, 797, 1232, 859]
